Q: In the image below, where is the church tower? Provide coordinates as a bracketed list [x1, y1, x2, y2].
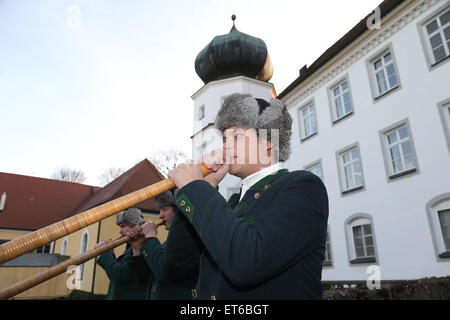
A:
[191, 15, 276, 198]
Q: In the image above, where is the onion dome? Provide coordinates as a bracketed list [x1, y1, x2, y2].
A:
[195, 15, 273, 85]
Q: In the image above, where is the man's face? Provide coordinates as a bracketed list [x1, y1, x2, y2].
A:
[159, 206, 176, 230]
[222, 127, 272, 178]
[118, 223, 132, 237]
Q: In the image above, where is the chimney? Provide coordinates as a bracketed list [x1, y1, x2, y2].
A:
[0, 192, 6, 213]
[299, 65, 308, 77]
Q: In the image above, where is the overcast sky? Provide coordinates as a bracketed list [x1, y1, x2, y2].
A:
[0, 0, 382, 185]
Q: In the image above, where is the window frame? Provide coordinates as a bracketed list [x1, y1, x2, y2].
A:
[61, 236, 68, 256]
[366, 44, 401, 102]
[426, 193, 450, 261]
[323, 226, 334, 268]
[77, 229, 89, 282]
[417, 3, 450, 69]
[437, 98, 450, 155]
[297, 100, 318, 142]
[438, 209, 450, 252]
[336, 142, 366, 195]
[303, 158, 324, 182]
[327, 75, 355, 124]
[379, 118, 420, 181]
[344, 214, 379, 265]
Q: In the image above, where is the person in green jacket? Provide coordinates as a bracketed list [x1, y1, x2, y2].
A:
[96, 208, 150, 300]
[125, 190, 200, 300]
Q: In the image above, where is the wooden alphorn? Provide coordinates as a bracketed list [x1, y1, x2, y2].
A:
[0, 236, 128, 300]
[0, 164, 212, 265]
[0, 221, 166, 300]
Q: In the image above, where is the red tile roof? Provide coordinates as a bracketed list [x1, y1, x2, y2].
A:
[0, 159, 165, 231]
[0, 173, 95, 231]
[69, 159, 165, 216]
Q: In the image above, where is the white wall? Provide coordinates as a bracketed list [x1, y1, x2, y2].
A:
[284, 0, 450, 280]
[189, 0, 450, 281]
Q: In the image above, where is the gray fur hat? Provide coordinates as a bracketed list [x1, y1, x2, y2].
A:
[215, 93, 292, 161]
[116, 208, 146, 227]
[155, 190, 176, 209]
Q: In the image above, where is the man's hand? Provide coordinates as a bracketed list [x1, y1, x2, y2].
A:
[201, 148, 230, 188]
[122, 226, 146, 256]
[168, 149, 230, 190]
[168, 160, 204, 189]
[141, 222, 158, 239]
[95, 239, 114, 255]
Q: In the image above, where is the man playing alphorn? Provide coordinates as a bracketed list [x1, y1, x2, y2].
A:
[167, 93, 329, 299]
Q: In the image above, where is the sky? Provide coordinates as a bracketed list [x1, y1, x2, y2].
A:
[0, 0, 382, 186]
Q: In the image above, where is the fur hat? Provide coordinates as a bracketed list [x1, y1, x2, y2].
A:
[215, 93, 292, 161]
[116, 208, 146, 227]
[155, 190, 176, 209]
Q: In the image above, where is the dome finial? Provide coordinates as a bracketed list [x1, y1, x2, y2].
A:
[231, 14, 236, 26]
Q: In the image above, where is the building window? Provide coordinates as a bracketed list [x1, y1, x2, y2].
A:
[77, 230, 89, 281]
[35, 244, 51, 254]
[438, 209, 450, 252]
[298, 102, 318, 141]
[198, 104, 205, 120]
[304, 160, 323, 181]
[422, 6, 450, 65]
[61, 237, 68, 256]
[345, 214, 377, 264]
[337, 144, 364, 194]
[438, 99, 450, 152]
[329, 78, 353, 122]
[426, 194, 450, 260]
[323, 230, 333, 267]
[353, 224, 375, 259]
[373, 52, 398, 95]
[379, 119, 419, 180]
[366, 45, 401, 100]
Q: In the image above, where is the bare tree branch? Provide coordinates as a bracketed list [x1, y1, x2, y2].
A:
[98, 167, 125, 186]
[51, 167, 87, 183]
[149, 148, 189, 177]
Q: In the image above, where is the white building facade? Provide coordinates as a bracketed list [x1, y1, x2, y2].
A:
[191, 0, 450, 282]
[280, 0, 450, 281]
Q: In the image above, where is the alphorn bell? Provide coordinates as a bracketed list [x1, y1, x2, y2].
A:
[0, 221, 166, 300]
[0, 164, 212, 265]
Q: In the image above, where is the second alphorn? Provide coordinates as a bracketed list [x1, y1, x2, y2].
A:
[0, 221, 166, 300]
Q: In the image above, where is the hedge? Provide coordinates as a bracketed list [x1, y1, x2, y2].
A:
[322, 276, 450, 300]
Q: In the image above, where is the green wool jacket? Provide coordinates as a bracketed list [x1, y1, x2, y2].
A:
[129, 237, 199, 300]
[96, 245, 149, 300]
[166, 169, 329, 300]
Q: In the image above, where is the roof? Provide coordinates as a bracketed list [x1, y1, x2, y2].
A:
[0, 173, 95, 231]
[0, 159, 165, 231]
[70, 159, 165, 216]
[277, 0, 405, 100]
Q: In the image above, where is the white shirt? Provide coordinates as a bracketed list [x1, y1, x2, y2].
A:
[239, 162, 283, 201]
